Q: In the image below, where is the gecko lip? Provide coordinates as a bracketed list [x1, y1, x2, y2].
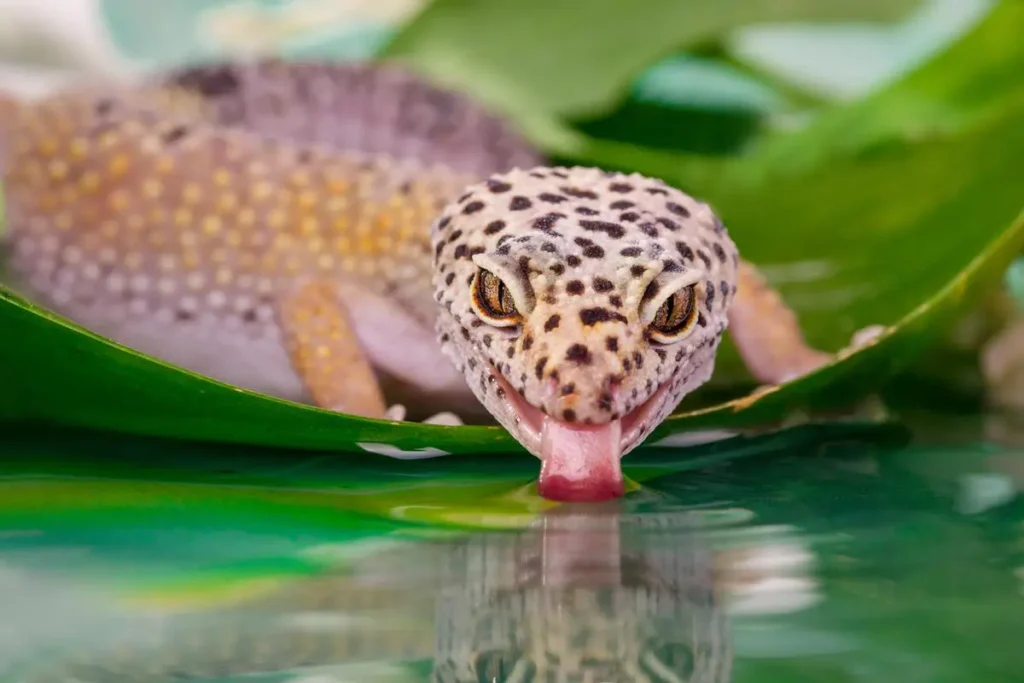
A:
[490, 367, 672, 502]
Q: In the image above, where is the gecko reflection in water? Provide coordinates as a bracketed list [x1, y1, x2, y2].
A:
[11, 505, 732, 682]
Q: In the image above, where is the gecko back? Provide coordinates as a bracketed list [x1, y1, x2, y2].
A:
[0, 60, 543, 407]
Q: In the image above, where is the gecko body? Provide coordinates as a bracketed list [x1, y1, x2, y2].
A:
[0, 60, 865, 501]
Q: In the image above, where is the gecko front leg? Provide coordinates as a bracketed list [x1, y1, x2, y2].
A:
[275, 279, 391, 419]
[729, 260, 883, 386]
[276, 279, 467, 425]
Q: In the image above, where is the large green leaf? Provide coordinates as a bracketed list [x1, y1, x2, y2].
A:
[382, 0, 922, 119]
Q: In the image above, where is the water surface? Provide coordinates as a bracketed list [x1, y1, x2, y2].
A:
[1, 418, 1023, 682]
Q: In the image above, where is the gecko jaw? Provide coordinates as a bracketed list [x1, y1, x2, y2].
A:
[490, 366, 672, 502]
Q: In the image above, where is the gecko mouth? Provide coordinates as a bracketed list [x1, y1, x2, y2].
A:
[490, 369, 672, 503]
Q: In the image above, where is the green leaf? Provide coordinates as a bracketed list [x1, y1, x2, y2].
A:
[382, 0, 922, 119]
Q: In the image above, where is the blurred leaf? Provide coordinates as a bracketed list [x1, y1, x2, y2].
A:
[743, 0, 1024, 181]
[383, 0, 922, 119]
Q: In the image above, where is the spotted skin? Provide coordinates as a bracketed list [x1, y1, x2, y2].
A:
[432, 167, 737, 456]
[0, 59, 869, 500]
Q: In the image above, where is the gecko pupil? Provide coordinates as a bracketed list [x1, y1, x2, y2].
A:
[651, 285, 696, 336]
[476, 269, 519, 321]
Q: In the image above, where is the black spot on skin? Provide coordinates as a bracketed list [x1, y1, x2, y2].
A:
[161, 125, 189, 144]
[609, 182, 634, 193]
[677, 242, 695, 261]
[622, 358, 632, 372]
[598, 392, 614, 412]
[697, 312, 707, 327]
[645, 187, 669, 196]
[457, 192, 472, 204]
[563, 409, 577, 422]
[551, 263, 565, 275]
[561, 383, 575, 396]
[662, 259, 682, 273]
[640, 222, 659, 237]
[666, 202, 690, 217]
[566, 280, 585, 295]
[541, 242, 557, 253]
[496, 244, 511, 256]
[620, 246, 642, 257]
[444, 272, 455, 285]
[720, 281, 730, 298]
[633, 351, 644, 368]
[462, 201, 485, 215]
[575, 206, 599, 216]
[706, 282, 716, 308]
[713, 243, 728, 263]
[535, 357, 548, 380]
[697, 250, 712, 269]
[606, 337, 619, 352]
[453, 245, 469, 259]
[440, 332, 450, 343]
[174, 65, 241, 98]
[539, 193, 567, 204]
[561, 186, 599, 199]
[487, 179, 512, 193]
[533, 212, 566, 230]
[446, 229, 463, 243]
[676, 349, 685, 362]
[579, 220, 626, 239]
[583, 245, 605, 258]
[522, 334, 534, 350]
[469, 317, 483, 326]
[610, 200, 634, 210]
[580, 308, 627, 326]
[484, 220, 506, 235]
[620, 212, 639, 222]
[657, 217, 680, 231]
[482, 334, 493, 348]
[566, 254, 582, 267]
[509, 196, 532, 211]
[437, 216, 451, 230]
[551, 170, 569, 179]
[655, 348, 667, 361]
[593, 277, 614, 293]
[529, 171, 546, 179]
[565, 344, 593, 365]
[574, 237, 594, 247]
[630, 265, 646, 278]
[461, 328, 471, 340]
[609, 295, 623, 308]
[544, 314, 561, 331]
[507, 346, 515, 359]
[469, 246, 485, 258]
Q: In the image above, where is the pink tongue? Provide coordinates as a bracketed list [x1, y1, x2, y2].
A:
[537, 416, 625, 502]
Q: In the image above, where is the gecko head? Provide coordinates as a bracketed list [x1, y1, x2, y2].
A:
[431, 166, 738, 503]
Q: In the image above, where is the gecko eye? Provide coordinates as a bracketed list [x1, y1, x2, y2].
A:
[647, 283, 698, 343]
[471, 268, 522, 327]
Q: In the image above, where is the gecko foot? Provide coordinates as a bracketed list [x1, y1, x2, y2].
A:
[747, 324, 888, 396]
[384, 404, 464, 426]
